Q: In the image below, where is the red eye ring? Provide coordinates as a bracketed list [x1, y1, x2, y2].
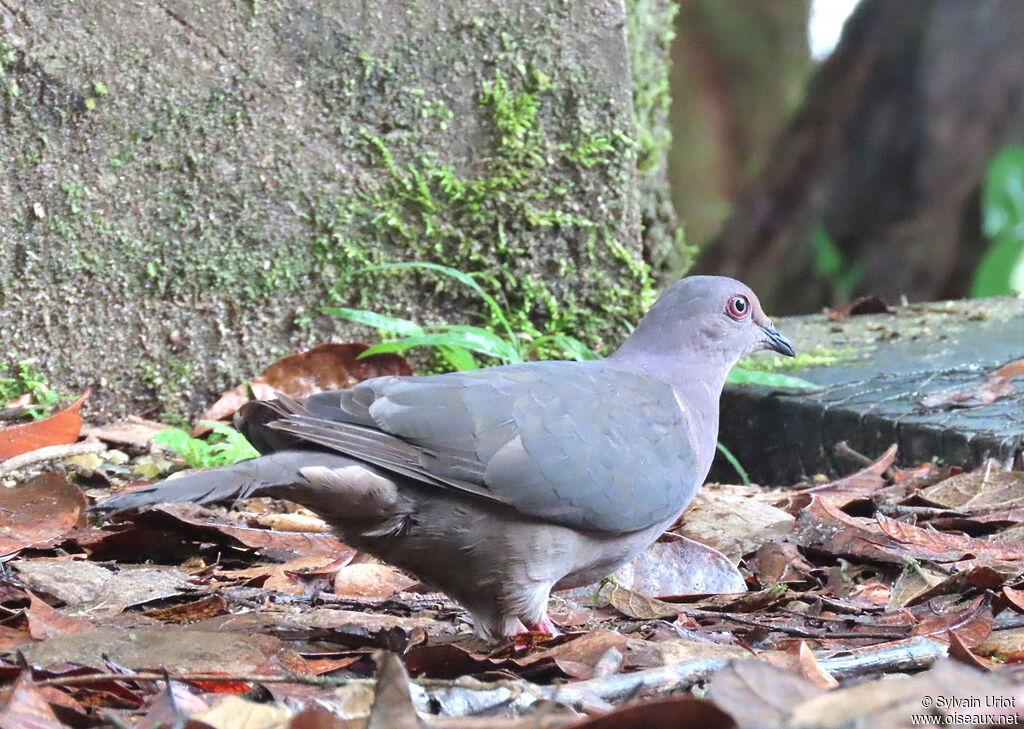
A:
[726, 294, 750, 320]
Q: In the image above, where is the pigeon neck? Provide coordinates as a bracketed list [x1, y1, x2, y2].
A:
[607, 347, 731, 472]
[608, 346, 732, 400]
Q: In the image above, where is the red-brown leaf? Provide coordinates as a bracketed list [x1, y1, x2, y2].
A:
[876, 512, 1024, 561]
[0, 671, 62, 729]
[0, 473, 86, 557]
[0, 391, 88, 461]
[193, 343, 413, 433]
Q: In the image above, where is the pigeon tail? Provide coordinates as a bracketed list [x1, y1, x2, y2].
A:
[95, 451, 343, 512]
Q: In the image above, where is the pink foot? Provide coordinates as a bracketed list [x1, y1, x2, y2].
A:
[526, 615, 561, 637]
[510, 616, 560, 649]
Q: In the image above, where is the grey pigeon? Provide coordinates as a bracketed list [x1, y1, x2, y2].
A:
[97, 276, 794, 641]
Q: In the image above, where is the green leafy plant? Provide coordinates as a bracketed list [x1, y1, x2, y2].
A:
[725, 366, 815, 389]
[322, 262, 597, 370]
[0, 359, 59, 419]
[971, 145, 1024, 297]
[152, 421, 259, 468]
[811, 224, 865, 302]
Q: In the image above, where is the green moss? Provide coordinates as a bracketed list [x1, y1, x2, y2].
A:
[0, 1, 674, 418]
[311, 62, 652, 348]
[738, 346, 868, 373]
[625, 0, 689, 272]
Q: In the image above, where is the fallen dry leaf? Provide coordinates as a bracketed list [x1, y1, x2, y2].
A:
[918, 463, 1024, 511]
[706, 659, 823, 727]
[825, 295, 893, 322]
[82, 418, 170, 449]
[334, 562, 417, 598]
[920, 358, 1024, 409]
[14, 559, 192, 616]
[613, 535, 746, 597]
[194, 343, 413, 435]
[0, 391, 89, 461]
[26, 592, 95, 640]
[911, 595, 993, 647]
[606, 584, 681, 620]
[150, 503, 356, 560]
[876, 512, 1024, 561]
[677, 487, 794, 561]
[0, 473, 87, 557]
[790, 443, 897, 508]
[565, 696, 737, 729]
[0, 671, 63, 729]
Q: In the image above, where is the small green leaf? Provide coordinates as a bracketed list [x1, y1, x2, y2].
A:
[436, 345, 478, 371]
[320, 306, 425, 336]
[982, 145, 1024, 239]
[970, 234, 1024, 297]
[153, 428, 211, 467]
[529, 334, 598, 361]
[362, 329, 522, 363]
[726, 366, 816, 389]
[358, 262, 516, 343]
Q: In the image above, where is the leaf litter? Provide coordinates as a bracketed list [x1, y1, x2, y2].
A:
[2, 347, 1024, 727]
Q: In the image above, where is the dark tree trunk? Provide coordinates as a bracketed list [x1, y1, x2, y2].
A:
[697, 0, 1024, 314]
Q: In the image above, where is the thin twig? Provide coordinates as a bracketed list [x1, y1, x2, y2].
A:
[34, 671, 362, 689]
[693, 610, 910, 640]
[0, 441, 107, 475]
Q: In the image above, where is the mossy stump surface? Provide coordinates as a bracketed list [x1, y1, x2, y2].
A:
[0, 0, 677, 418]
[719, 297, 1024, 483]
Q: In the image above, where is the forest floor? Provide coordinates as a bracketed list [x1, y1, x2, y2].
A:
[2, 345, 1023, 729]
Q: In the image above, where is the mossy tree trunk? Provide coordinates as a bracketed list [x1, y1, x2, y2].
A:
[0, 0, 679, 418]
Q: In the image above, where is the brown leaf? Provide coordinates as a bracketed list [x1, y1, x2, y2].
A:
[194, 344, 413, 433]
[0, 473, 86, 557]
[152, 503, 356, 560]
[192, 383, 251, 437]
[976, 627, 1024, 663]
[797, 641, 839, 689]
[614, 535, 747, 597]
[17, 625, 313, 676]
[134, 682, 210, 729]
[366, 652, 426, 729]
[0, 625, 32, 651]
[564, 696, 736, 729]
[141, 594, 228, 623]
[677, 487, 794, 561]
[26, 592, 95, 639]
[519, 629, 629, 679]
[749, 541, 814, 587]
[911, 595, 993, 647]
[1003, 586, 1024, 612]
[257, 343, 414, 398]
[0, 671, 63, 729]
[606, 584, 680, 620]
[876, 512, 1024, 561]
[706, 659, 823, 728]
[919, 463, 1024, 511]
[793, 443, 898, 507]
[15, 559, 193, 616]
[825, 295, 893, 321]
[334, 563, 417, 598]
[82, 417, 170, 449]
[920, 358, 1024, 409]
[0, 391, 88, 461]
[946, 628, 1000, 671]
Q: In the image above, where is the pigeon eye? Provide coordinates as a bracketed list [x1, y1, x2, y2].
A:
[726, 294, 749, 320]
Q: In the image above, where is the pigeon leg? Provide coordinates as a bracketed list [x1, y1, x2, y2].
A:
[525, 615, 560, 637]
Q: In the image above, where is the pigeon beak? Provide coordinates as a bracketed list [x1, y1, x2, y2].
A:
[760, 323, 796, 357]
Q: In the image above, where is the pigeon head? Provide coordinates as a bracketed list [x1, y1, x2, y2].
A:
[611, 275, 795, 380]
